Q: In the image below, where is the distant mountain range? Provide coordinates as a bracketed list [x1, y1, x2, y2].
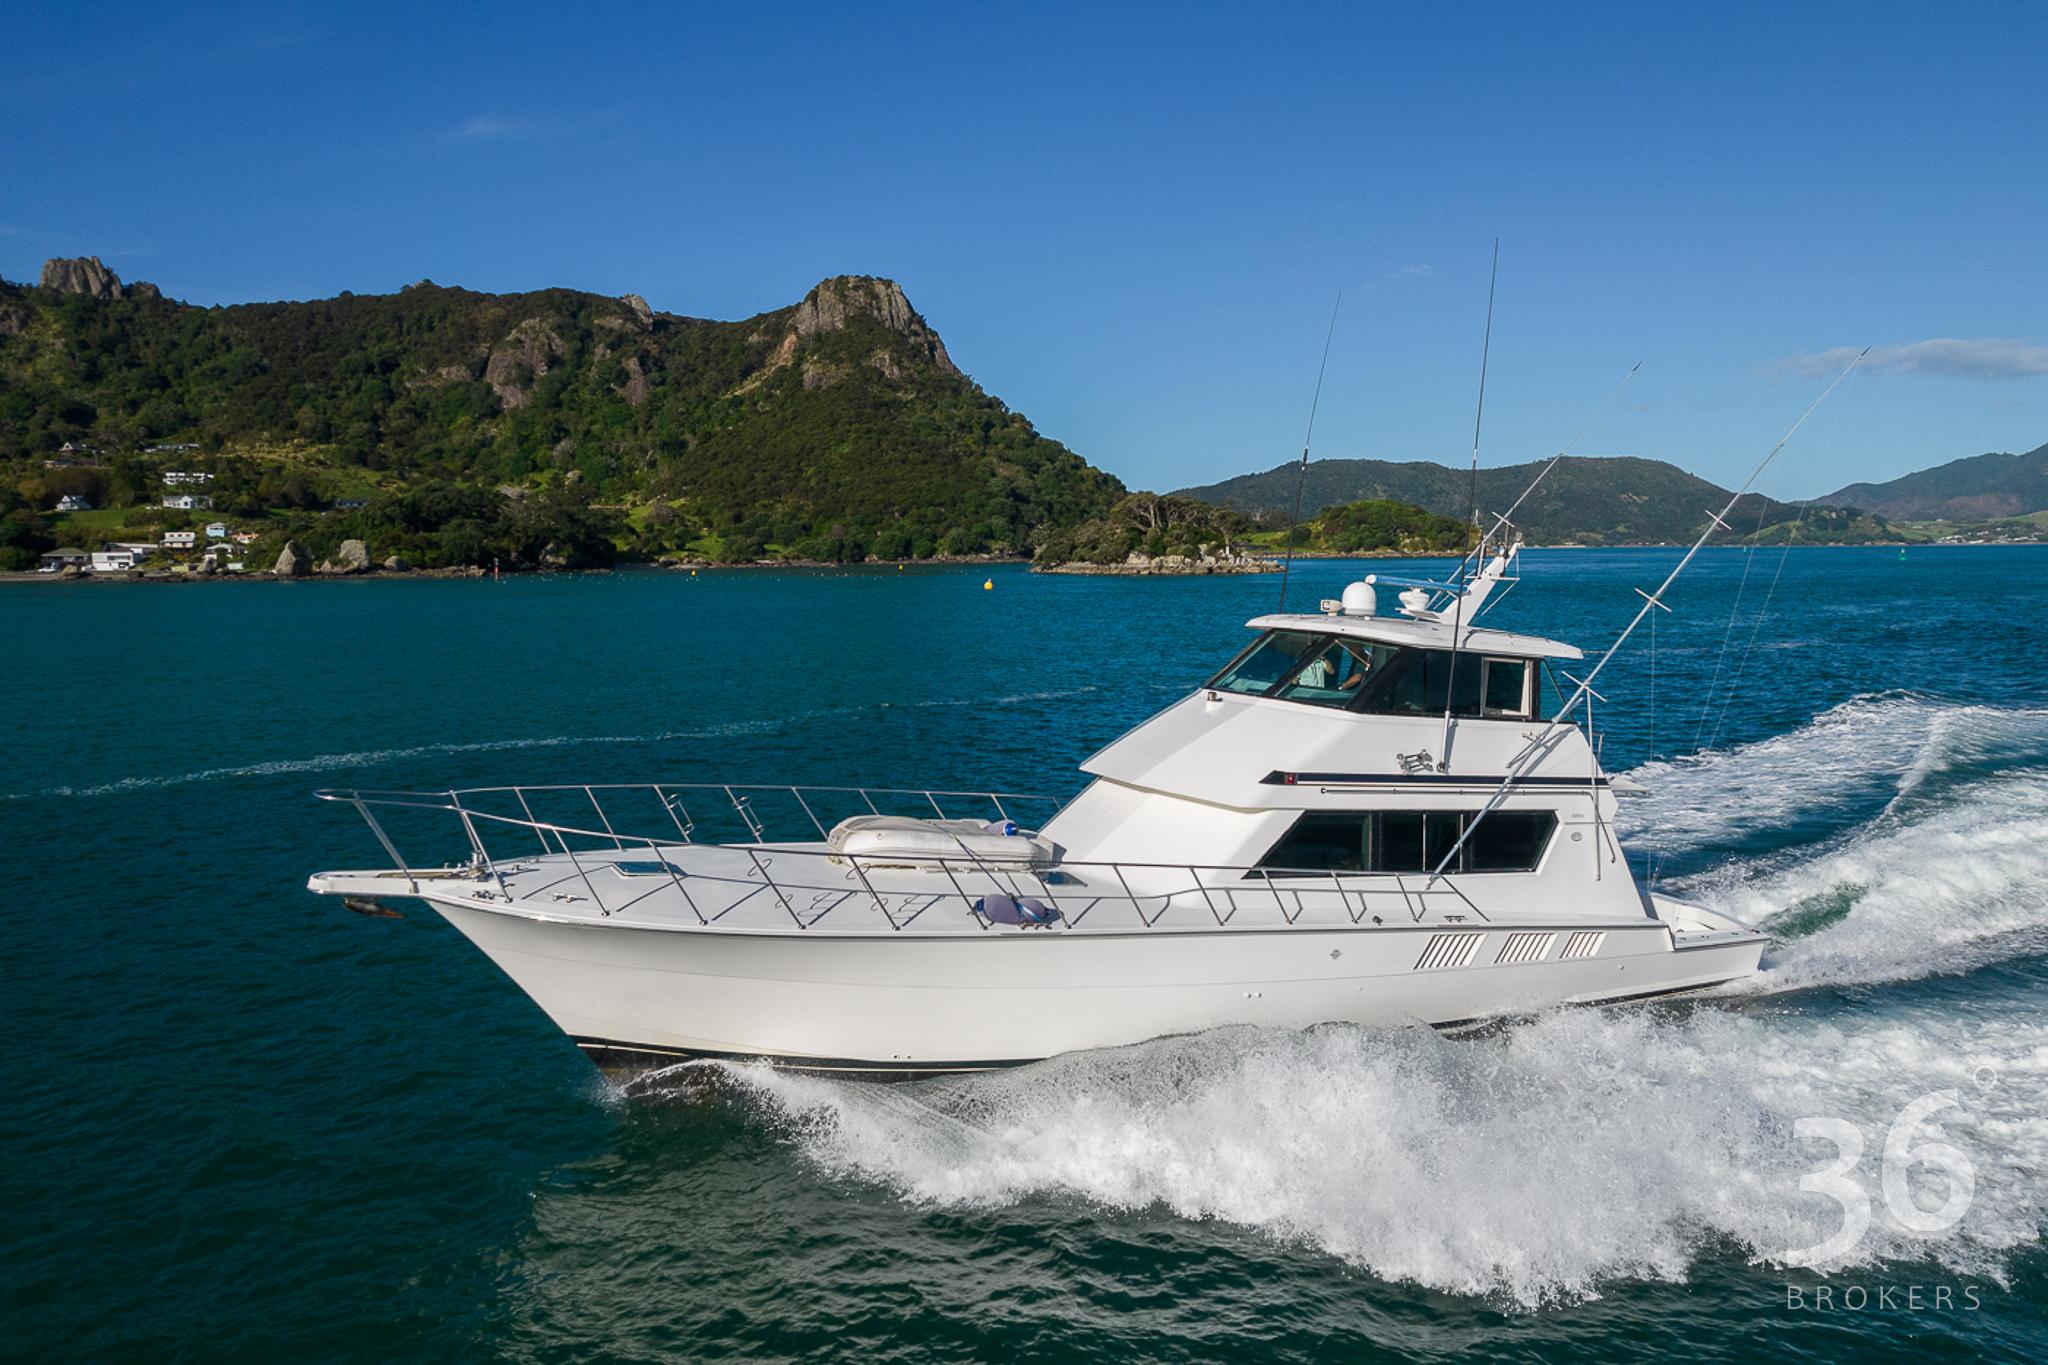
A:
[1174, 455, 1801, 545]
[1814, 441, 2048, 522]
[1177, 441, 2048, 546]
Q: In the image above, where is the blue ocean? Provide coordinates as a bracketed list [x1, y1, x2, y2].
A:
[5, 548, 2045, 1361]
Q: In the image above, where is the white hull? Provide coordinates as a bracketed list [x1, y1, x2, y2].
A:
[427, 895, 1764, 1076]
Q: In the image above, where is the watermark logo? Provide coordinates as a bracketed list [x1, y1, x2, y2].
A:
[1786, 1087, 1977, 1267]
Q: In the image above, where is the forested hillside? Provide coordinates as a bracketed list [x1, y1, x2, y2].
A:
[0, 259, 1123, 567]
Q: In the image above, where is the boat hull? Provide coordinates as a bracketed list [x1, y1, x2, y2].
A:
[428, 898, 1765, 1078]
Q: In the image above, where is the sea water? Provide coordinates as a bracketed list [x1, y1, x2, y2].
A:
[3, 548, 2044, 1360]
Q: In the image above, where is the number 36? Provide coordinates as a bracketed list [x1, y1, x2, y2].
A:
[1788, 1090, 1976, 1266]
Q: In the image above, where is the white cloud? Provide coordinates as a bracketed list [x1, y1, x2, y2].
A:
[1771, 337, 2048, 380]
[450, 114, 537, 141]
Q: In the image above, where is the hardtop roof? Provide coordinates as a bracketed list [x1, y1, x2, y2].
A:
[1243, 612, 1585, 661]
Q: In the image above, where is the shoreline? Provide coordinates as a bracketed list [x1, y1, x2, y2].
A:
[8, 540, 2044, 586]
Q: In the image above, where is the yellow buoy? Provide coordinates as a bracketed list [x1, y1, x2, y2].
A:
[983, 578, 993, 591]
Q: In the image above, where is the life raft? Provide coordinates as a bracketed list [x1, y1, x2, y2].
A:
[824, 815, 1064, 870]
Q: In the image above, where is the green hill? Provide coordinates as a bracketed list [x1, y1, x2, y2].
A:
[0, 258, 1123, 567]
[1175, 454, 1801, 546]
[1816, 441, 2048, 521]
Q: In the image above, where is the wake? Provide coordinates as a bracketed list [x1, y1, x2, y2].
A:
[699, 695, 2048, 1306]
[1618, 694, 2048, 991]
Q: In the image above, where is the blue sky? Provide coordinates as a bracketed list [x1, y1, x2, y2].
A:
[3, 1, 2043, 498]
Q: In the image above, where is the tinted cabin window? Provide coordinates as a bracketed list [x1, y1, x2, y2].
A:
[1256, 810, 1558, 875]
[1256, 811, 1369, 873]
[1482, 658, 1531, 717]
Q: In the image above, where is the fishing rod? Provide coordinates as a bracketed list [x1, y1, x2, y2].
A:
[1424, 346, 1870, 884]
[1275, 293, 1342, 613]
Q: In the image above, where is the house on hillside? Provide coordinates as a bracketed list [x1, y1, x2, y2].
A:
[205, 522, 228, 539]
[232, 530, 260, 546]
[162, 530, 199, 550]
[161, 494, 214, 511]
[38, 548, 88, 572]
[163, 470, 213, 486]
[89, 549, 139, 572]
[56, 494, 92, 512]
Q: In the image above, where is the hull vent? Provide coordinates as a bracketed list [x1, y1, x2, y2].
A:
[1495, 931, 1557, 966]
[1414, 932, 1485, 971]
[1561, 930, 1607, 960]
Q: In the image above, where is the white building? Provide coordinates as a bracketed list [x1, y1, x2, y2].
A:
[161, 494, 214, 511]
[205, 522, 229, 539]
[56, 494, 92, 512]
[163, 470, 213, 486]
[162, 530, 199, 550]
[89, 550, 139, 572]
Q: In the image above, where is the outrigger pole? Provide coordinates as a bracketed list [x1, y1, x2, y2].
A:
[1425, 346, 1870, 884]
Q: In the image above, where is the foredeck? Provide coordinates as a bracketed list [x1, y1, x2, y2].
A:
[309, 783, 1539, 938]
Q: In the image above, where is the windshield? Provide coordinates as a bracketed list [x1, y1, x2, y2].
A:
[1207, 630, 1544, 719]
[1208, 631, 1326, 695]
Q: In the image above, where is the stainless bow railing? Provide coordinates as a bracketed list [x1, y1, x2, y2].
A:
[313, 782, 1488, 932]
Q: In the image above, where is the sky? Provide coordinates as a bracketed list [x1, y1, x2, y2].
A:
[3, 1, 2044, 499]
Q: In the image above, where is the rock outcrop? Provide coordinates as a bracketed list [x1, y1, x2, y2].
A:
[621, 293, 653, 329]
[39, 256, 125, 300]
[332, 539, 370, 573]
[1036, 549, 1280, 577]
[273, 541, 312, 577]
[382, 554, 411, 572]
[483, 319, 567, 410]
[751, 276, 958, 389]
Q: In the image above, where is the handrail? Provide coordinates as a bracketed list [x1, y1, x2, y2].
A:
[313, 781, 1487, 933]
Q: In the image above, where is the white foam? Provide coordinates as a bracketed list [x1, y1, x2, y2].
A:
[722, 1003, 2048, 1307]
[1616, 694, 2048, 857]
[1701, 769, 2048, 992]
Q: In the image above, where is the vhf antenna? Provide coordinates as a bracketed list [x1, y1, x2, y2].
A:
[1437, 241, 1500, 768]
[1276, 293, 1341, 612]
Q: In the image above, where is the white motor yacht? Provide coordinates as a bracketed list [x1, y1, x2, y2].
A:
[309, 540, 1768, 1078]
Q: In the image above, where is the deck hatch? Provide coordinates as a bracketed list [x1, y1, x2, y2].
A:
[1495, 930, 1556, 966]
[1561, 930, 1607, 960]
[1414, 932, 1485, 971]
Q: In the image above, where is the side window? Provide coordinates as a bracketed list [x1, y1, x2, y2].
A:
[1481, 658, 1531, 718]
[1255, 811, 1368, 873]
[1255, 809, 1557, 875]
[1467, 810, 1557, 871]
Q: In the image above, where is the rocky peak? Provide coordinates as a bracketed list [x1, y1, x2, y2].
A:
[757, 276, 958, 384]
[39, 256, 125, 300]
